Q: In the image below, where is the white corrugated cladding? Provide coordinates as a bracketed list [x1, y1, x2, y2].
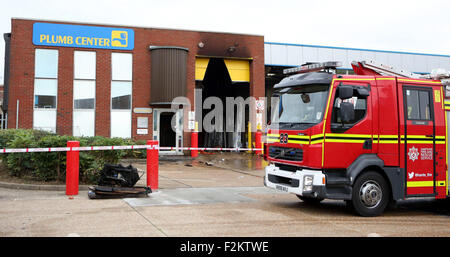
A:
[264, 42, 450, 74]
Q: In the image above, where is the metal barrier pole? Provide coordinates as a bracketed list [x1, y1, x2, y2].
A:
[66, 141, 80, 196]
[147, 140, 159, 190]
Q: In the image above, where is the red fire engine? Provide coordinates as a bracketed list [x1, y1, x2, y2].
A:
[264, 60, 450, 216]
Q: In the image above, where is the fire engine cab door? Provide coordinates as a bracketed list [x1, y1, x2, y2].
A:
[324, 82, 373, 168]
[401, 86, 436, 196]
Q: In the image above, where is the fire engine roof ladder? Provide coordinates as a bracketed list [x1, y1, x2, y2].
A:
[352, 60, 450, 86]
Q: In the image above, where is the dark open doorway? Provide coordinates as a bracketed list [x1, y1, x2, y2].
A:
[159, 112, 176, 147]
[198, 58, 250, 148]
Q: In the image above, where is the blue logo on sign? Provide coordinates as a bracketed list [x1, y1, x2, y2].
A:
[32, 22, 134, 50]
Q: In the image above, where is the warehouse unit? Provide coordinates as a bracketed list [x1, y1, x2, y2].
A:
[2, 18, 265, 153]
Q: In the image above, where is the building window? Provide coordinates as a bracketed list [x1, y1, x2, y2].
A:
[406, 89, 431, 120]
[73, 51, 96, 137]
[33, 49, 58, 133]
[111, 82, 132, 109]
[111, 53, 132, 138]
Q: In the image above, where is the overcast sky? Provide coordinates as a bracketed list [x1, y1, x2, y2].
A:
[1, 0, 450, 84]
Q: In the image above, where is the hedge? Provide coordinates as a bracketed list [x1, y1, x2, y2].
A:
[0, 129, 146, 183]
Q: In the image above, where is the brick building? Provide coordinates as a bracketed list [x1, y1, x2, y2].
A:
[3, 18, 265, 153]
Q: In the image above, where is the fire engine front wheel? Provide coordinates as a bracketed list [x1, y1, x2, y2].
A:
[350, 171, 391, 217]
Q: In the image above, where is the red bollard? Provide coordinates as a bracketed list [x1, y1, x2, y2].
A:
[146, 140, 159, 190]
[255, 130, 262, 155]
[66, 141, 80, 196]
[191, 122, 198, 158]
[191, 131, 198, 158]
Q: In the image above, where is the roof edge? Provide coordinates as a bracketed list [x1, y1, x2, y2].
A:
[265, 41, 450, 58]
[11, 17, 264, 38]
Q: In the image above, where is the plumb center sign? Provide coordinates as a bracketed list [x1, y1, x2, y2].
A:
[32, 22, 135, 50]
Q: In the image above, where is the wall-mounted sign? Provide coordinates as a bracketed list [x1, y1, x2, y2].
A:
[188, 120, 195, 130]
[188, 111, 195, 120]
[256, 100, 265, 111]
[133, 107, 152, 114]
[137, 129, 148, 135]
[32, 22, 135, 50]
[188, 111, 195, 130]
[137, 117, 148, 129]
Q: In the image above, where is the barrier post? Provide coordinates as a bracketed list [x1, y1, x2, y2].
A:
[191, 122, 198, 158]
[147, 140, 159, 190]
[255, 124, 262, 155]
[66, 141, 80, 196]
[247, 122, 252, 153]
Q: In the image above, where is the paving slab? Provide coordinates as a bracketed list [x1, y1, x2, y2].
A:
[131, 160, 264, 189]
[0, 188, 165, 237]
[124, 187, 279, 207]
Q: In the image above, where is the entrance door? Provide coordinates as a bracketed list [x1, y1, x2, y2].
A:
[401, 86, 436, 196]
[152, 108, 183, 154]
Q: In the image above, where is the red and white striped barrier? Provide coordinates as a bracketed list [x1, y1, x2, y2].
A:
[1, 140, 263, 197]
[159, 147, 263, 151]
[0, 145, 261, 153]
[0, 144, 154, 153]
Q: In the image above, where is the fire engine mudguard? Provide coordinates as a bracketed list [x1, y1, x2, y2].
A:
[345, 154, 404, 201]
[346, 154, 385, 183]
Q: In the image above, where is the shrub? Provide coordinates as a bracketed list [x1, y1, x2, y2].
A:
[0, 129, 146, 184]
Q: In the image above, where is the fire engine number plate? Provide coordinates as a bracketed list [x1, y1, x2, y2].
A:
[275, 185, 289, 192]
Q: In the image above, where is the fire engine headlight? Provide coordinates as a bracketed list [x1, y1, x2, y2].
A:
[303, 175, 314, 191]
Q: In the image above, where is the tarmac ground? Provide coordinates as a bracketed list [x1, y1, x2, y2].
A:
[0, 152, 450, 237]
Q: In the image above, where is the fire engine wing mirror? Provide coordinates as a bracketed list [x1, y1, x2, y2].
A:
[338, 86, 354, 99]
[340, 102, 355, 123]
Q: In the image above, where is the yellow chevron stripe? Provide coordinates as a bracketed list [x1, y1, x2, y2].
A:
[325, 133, 372, 138]
[407, 180, 446, 188]
[288, 135, 310, 140]
[379, 140, 398, 144]
[288, 140, 310, 145]
[398, 78, 442, 84]
[401, 140, 445, 144]
[376, 77, 396, 80]
[325, 139, 366, 143]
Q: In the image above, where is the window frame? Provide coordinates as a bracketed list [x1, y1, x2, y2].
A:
[34, 49, 59, 111]
[404, 86, 433, 121]
[330, 84, 370, 132]
[33, 49, 58, 133]
[110, 81, 132, 110]
[110, 52, 133, 138]
[33, 78, 58, 109]
[73, 80, 96, 110]
[73, 50, 96, 137]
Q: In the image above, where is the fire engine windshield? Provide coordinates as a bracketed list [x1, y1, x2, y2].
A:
[271, 85, 329, 129]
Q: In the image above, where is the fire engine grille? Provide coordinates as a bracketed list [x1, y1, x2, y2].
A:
[268, 146, 303, 162]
